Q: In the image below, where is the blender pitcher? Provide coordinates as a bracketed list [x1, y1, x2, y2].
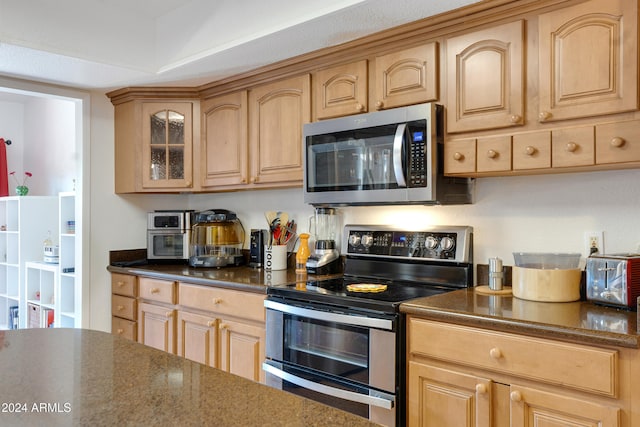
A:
[306, 208, 341, 274]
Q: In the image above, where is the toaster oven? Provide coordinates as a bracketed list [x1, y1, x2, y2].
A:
[586, 254, 640, 309]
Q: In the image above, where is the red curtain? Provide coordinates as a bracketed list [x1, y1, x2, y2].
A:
[0, 139, 8, 197]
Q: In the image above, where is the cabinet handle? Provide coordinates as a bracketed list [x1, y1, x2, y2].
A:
[165, 311, 173, 318]
[610, 137, 625, 148]
[539, 111, 552, 121]
[117, 281, 125, 287]
[117, 328, 124, 334]
[219, 323, 228, 330]
[207, 320, 216, 328]
[241, 178, 247, 184]
[355, 103, 365, 112]
[510, 114, 521, 124]
[475, 383, 487, 394]
[150, 288, 160, 294]
[510, 391, 523, 402]
[453, 152, 464, 161]
[212, 298, 222, 304]
[116, 305, 124, 311]
[487, 149, 498, 159]
[565, 142, 578, 152]
[375, 101, 384, 110]
[489, 347, 502, 359]
[524, 146, 537, 156]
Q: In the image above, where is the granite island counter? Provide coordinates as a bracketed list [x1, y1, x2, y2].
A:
[0, 328, 380, 427]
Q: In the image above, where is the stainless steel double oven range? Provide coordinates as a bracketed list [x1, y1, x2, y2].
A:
[264, 224, 473, 426]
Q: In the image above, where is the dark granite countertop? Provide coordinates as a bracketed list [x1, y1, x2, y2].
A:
[0, 328, 379, 427]
[401, 288, 640, 349]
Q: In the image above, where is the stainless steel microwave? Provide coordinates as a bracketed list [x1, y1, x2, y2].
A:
[303, 103, 474, 206]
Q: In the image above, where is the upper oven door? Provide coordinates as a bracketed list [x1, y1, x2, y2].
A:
[265, 298, 396, 393]
[303, 103, 439, 206]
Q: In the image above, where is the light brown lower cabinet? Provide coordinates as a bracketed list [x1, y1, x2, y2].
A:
[407, 316, 630, 427]
[138, 302, 176, 354]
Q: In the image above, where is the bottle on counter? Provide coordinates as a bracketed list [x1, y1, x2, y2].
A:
[295, 233, 311, 273]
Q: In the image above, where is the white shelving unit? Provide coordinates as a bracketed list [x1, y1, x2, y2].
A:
[25, 261, 58, 327]
[0, 196, 58, 329]
[58, 192, 78, 327]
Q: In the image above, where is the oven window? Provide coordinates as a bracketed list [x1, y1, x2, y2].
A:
[283, 314, 369, 384]
[152, 234, 184, 257]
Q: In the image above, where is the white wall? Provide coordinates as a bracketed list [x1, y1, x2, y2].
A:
[0, 101, 25, 191]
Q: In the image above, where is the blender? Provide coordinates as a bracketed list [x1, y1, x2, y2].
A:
[306, 207, 341, 274]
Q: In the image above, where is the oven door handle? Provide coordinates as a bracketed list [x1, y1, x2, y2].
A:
[262, 362, 395, 410]
[264, 299, 393, 330]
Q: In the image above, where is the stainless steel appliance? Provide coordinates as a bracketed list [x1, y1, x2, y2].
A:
[586, 254, 640, 309]
[264, 224, 474, 426]
[147, 210, 192, 261]
[189, 209, 245, 267]
[303, 103, 474, 206]
[306, 207, 341, 274]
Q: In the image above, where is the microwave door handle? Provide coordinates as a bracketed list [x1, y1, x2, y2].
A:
[392, 123, 407, 187]
[262, 363, 395, 410]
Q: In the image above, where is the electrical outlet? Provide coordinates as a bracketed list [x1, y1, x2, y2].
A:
[584, 231, 604, 256]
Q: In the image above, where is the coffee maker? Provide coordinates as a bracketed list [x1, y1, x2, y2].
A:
[306, 207, 341, 274]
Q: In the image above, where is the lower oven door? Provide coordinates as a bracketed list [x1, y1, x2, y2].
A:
[263, 360, 395, 426]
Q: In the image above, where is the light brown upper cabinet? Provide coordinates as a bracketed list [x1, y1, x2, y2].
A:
[200, 91, 249, 188]
[248, 75, 310, 186]
[314, 60, 368, 120]
[373, 43, 439, 111]
[538, 0, 638, 123]
[446, 20, 525, 134]
[113, 100, 196, 193]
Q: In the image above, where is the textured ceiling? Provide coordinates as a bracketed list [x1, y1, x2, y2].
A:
[0, 0, 478, 92]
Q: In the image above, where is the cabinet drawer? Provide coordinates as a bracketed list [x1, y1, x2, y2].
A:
[477, 135, 512, 172]
[444, 139, 476, 174]
[513, 131, 551, 170]
[111, 273, 137, 297]
[596, 119, 640, 164]
[179, 283, 265, 322]
[552, 126, 594, 167]
[139, 277, 176, 304]
[408, 318, 618, 397]
[112, 316, 137, 341]
[111, 294, 137, 321]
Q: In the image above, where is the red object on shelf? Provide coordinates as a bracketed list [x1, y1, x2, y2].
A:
[0, 138, 8, 197]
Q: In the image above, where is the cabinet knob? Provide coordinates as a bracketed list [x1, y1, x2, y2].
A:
[375, 101, 384, 110]
[116, 305, 124, 311]
[489, 347, 502, 359]
[487, 149, 498, 159]
[219, 323, 228, 330]
[213, 298, 222, 304]
[475, 383, 487, 394]
[510, 114, 522, 124]
[610, 137, 625, 148]
[539, 111, 552, 121]
[185, 180, 192, 187]
[117, 281, 125, 287]
[524, 146, 537, 156]
[453, 152, 464, 161]
[116, 328, 124, 334]
[510, 391, 523, 402]
[165, 311, 173, 318]
[565, 142, 578, 153]
[355, 103, 365, 112]
[241, 178, 247, 184]
[207, 320, 216, 328]
[150, 288, 160, 294]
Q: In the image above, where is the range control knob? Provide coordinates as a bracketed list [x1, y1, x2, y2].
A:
[441, 237, 455, 251]
[348, 234, 361, 247]
[361, 234, 374, 248]
[425, 236, 439, 250]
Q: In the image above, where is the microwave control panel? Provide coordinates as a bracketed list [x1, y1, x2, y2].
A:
[408, 131, 427, 187]
[347, 226, 471, 262]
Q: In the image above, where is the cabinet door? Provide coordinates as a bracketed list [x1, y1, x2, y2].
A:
[374, 43, 438, 111]
[314, 60, 368, 120]
[141, 102, 194, 190]
[218, 317, 265, 383]
[201, 91, 249, 188]
[138, 302, 176, 354]
[408, 361, 491, 427]
[538, 0, 638, 123]
[248, 75, 310, 186]
[446, 20, 524, 133]
[510, 384, 621, 427]
[177, 310, 218, 368]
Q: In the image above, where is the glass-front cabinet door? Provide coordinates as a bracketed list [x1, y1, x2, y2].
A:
[141, 102, 193, 189]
